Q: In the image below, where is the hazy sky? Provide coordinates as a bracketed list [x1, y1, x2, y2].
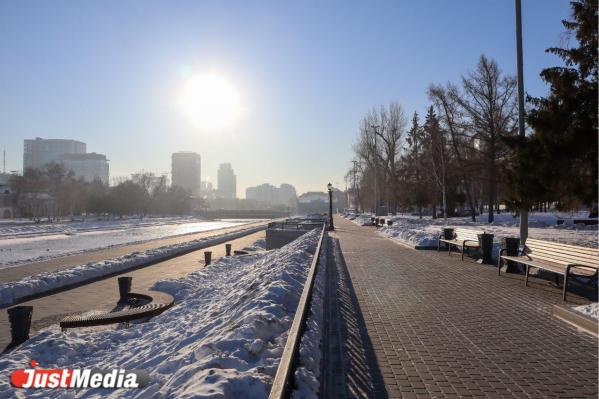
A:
[0, 1, 572, 196]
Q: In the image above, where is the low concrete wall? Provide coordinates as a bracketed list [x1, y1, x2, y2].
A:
[266, 229, 308, 250]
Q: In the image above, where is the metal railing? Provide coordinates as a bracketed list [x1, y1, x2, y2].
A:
[268, 225, 327, 399]
[267, 221, 325, 230]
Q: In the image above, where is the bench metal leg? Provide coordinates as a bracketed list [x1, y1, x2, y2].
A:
[461, 246, 466, 261]
[524, 264, 530, 286]
[563, 266, 572, 302]
[497, 256, 502, 275]
[448, 243, 452, 256]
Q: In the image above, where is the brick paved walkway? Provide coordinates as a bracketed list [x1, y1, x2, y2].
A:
[0, 221, 267, 284]
[333, 217, 597, 398]
[1, 231, 264, 350]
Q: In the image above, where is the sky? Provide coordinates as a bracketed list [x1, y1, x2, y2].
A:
[0, 0, 573, 197]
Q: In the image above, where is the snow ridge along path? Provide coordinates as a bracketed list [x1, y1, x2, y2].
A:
[0, 225, 266, 307]
[0, 229, 321, 399]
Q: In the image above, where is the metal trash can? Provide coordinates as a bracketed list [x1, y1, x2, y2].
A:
[503, 237, 520, 273]
[204, 251, 212, 265]
[225, 244, 232, 256]
[443, 228, 455, 240]
[387, 220, 393, 226]
[7, 306, 33, 347]
[478, 233, 494, 264]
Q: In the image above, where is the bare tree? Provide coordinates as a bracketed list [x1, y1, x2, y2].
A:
[450, 55, 517, 222]
[423, 106, 449, 223]
[428, 83, 478, 221]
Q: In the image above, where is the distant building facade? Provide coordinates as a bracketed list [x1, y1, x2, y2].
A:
[171, 152, 201, 195]
[245, 183, 297, 209]
[217, 163, 237, 199]
[297, 188, 347, 214]
[0, 173, 18, 219]
[60, 153, 109, 184]
[24, 138, 86, 170]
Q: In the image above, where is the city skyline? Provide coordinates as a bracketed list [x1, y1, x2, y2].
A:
[0, 1, 572, 194]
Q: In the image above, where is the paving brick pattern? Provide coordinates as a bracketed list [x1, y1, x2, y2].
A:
[334, 217, 598, 398]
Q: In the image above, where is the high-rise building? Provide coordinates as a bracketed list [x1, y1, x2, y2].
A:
[24, 138, 86, 170]
[60, 153, 109, 184]
[217, 163, 236, 199]
[171, 152, 201, 195]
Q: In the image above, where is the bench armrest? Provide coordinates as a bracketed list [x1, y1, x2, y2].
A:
[566, 263, 599, 272]
[498, 248, 508, 257]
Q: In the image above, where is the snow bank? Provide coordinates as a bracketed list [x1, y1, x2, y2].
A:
[574, 303, 599, 320]
[345, 212, 598, 250]
[0, 225, 265, 307]
[292, 237, 327, 399]
[0, 229, 322, 398]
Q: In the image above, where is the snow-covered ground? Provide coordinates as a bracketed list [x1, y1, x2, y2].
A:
[0, 229, 322, 399]
[0, 225, 266, 307]
[347, 212, 598, 250]
[574, 302, 599, 320]
[0, 218, 253, 268]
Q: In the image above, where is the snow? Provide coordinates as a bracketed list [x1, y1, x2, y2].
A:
[0, 225, 266, 307]
[346, 212, 598, 251]
[574, 302, 599, 320]
[292, 236, 326, 399]
[0, 219, 251, 268]
[0, 229, 322, 398]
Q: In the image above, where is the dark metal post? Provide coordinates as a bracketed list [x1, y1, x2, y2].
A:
[327, 183, 334, 231]
[7, 306, 33, 349]
[225, 244, 232, 256]
[515, 0, 528, 243]
[118, 276, 132, 303]
[204, 251, 212, 265]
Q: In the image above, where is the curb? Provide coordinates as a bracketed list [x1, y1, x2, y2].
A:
[552, 304, 598, 337]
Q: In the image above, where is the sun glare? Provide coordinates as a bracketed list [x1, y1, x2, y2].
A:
[179, 73, 244, 131]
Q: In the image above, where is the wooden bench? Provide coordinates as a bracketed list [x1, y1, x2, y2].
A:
[60, 290, 174, 329]
[438, 228, 484, 261]
[498, 238, 598, 301]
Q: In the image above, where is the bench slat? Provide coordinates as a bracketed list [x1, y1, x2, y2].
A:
[526, 238, 598, 254]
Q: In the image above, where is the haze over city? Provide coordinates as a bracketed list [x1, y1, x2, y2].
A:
[0, 0, 571, 195]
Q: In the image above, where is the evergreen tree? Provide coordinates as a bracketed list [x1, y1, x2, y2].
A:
[508, 0, 597, 213]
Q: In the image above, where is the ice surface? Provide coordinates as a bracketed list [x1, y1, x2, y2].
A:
[0, 218, 248, 267]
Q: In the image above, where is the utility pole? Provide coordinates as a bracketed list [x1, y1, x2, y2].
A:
[371, 125, 380, 215]
[352, 160, 358, 210]
[515, 0, 528, 243]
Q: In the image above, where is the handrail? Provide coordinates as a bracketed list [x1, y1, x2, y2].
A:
[268, 225, 327, 399]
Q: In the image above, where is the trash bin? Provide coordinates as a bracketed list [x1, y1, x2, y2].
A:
[387, 220, 393, 226]
[225, 243, 232, 256]
[380, 218, 386, 226]
[7, 305, 33, 347]
[118, 276, 132, 303]
[370, 217, 375, 225]
[204, 251, 212, 265]
[477, 233, 494, 264]
[503, 237, 520, 273]
[443, 228, 455, 240]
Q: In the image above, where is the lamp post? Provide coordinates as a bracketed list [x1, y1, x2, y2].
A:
[371, 125, 380, 215]
[327, 183, 334, 231]
[515, 0, 528, 243]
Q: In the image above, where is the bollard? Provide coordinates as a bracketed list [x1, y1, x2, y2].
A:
[503, 237, 520, 273]
[7, 306, 33, 348]
[477, 233, 495, 264]
[225, 244, 232, 256]
[204, 251, 212, 265]
[118, 276, 132, 303]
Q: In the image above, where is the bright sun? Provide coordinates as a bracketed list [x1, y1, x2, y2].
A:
[179, 73, 244, 131]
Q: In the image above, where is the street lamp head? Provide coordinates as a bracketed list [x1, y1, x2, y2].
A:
[327, 183, 333, 192]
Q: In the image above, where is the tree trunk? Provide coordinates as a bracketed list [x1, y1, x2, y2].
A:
[488, 159, 495, 223]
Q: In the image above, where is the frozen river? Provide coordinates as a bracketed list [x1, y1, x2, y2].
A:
[0, 218, 248, 267]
